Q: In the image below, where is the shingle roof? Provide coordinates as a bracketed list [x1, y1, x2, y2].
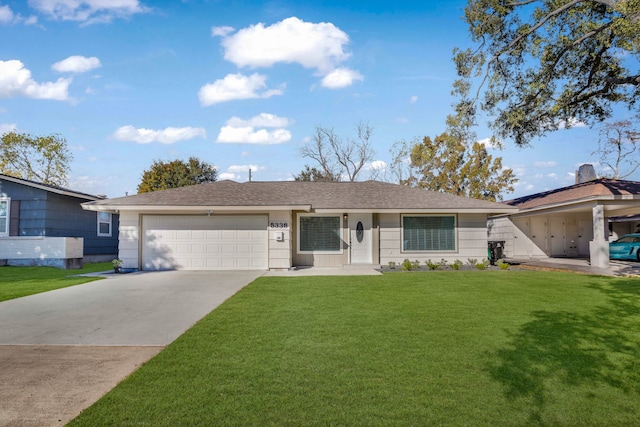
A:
[505, 178, 640, 210]
[0, 173, 105, 201]
[84, 180, 516, 212]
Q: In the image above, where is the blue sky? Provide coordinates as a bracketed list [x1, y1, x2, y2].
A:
[1, 0, 638, 199]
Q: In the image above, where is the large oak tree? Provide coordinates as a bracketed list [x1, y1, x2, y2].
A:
[454, 0, 640, 146]
[137, 157, 218, 193]
[0, 131, 73, 187]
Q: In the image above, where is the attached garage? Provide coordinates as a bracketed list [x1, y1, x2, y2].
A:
[141, 215, 268, 271]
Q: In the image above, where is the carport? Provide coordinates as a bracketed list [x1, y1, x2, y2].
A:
[488, 178, 640, 268]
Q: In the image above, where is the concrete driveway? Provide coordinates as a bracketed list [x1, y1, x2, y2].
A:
[0, 270, 262, 426]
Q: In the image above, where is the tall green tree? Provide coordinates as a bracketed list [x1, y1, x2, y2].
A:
[392, 133, 517, 201]
[453, 0, 640, 146]
[0, 131, 73, 187]
[137, 157, 218, 193]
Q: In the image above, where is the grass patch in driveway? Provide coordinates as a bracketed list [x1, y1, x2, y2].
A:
[69, 271, 640, 426]
[0, 262, 111, 302]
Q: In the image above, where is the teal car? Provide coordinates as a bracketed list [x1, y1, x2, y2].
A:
[610, 233, 640, 261]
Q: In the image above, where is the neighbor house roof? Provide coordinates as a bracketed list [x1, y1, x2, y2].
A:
[82, 180, 517, 214]
[0, 173, 105, 201]
[504, 178, 640, 211]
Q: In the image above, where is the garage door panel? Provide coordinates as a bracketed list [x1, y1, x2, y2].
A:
[237, 230, 251, 239]
[142, 215, 268, 271]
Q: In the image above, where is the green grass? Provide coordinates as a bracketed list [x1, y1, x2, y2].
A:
[0, 262, 111, 301]
[69, 271, 640, 426]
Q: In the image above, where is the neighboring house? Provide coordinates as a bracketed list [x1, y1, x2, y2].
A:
[488, 178, 640, 268]
[81, 180, 516, 271]
[0, 173, 119, 268]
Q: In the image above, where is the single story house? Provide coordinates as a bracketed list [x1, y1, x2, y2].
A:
[0, 173, 120, 268]
[488, 178, 640, 268]
[81, 180, 517, 271]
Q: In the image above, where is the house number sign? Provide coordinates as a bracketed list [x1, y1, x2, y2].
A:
[269, 221, 289, 229]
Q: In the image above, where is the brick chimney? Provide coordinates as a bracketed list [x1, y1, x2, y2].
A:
[575, 164, 597, 184]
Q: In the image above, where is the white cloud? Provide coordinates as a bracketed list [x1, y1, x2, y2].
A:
[0, 122, 17, 134]
[219, 17, 350, 71]
[547, 173, 558, 179]
[28, 0, 148, 23]
[477, 137, 503, 149]
[534, 161, 557, 168]
[52, 55, 101, 73]
[0, 60, 71, 101]
[226, 112, 291, 128]
[0, 4, 36, 24]
[218, 172, 238, 180]
[321, 68, 363, 89]
[0, 4, 14, 23]
[557, 117, 587, 129]
[364, 160, 387, 171]
[227, 164, 264, 173]
[211, 25, 234, 37]
[219, 164, 265, 181]
[112, 125, 206, 144]
[216, 16, 362, 88]
[198, 73, 283, 106]
[217, 126, 291, 145]
[216, 113, 292, 144]
[409, 96, 418, 104]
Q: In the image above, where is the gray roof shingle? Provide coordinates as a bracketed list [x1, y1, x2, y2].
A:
[84, 180, 516, 212]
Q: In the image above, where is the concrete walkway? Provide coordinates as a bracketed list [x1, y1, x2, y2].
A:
[264, 265, 382, 277]
[0, 270, 261, 426]
[507, 257, 640, 277]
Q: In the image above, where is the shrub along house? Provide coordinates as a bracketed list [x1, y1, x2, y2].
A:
[0, 173, 119, 268]
[81, 180, 516, 271]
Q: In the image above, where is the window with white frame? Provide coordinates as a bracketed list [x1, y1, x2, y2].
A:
[298, 214, 342, 253]
[402, 215, 456, 252]
[97, 211, 112, 237]
[0, 199, 9, 236]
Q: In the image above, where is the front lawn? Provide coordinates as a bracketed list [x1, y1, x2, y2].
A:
[0, 262, 111, 302]
[70, 271, 640, 426]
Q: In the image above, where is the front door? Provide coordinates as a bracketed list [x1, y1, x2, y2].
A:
[348, 213, 372, 264]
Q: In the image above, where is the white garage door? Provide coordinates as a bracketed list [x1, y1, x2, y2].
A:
[142, 215, 268, 271]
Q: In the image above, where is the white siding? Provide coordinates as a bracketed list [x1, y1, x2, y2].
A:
[490, 212, 597, 259]
[117, 211, 140, 270]
[379, 212, 489, 266]
[487, 216, 515, 256]
[268, 211, 292, 270]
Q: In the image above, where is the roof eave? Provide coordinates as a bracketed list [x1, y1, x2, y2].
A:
[314, 208, 519, 214]
[2, 174, 103, 201]
[81, 204, 313, 212]
[504, 194, 640, 216]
